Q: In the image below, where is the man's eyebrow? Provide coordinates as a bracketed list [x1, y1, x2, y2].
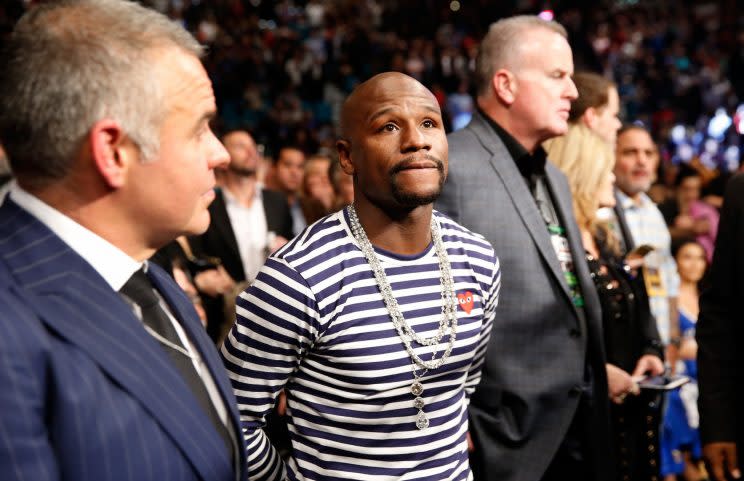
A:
[369, 107, 394, 123]
[193, 110, 217, 132]
[368, 104, 441, 123]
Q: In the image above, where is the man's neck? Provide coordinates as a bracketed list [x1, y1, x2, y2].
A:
[352, 200, 433, 256]
[223, 174, 257, 207]
[478, 99, 539, 154]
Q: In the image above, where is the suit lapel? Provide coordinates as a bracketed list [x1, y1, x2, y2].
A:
[210, 190, 245, 280]
[0, 200, 235, 481]
[468, 113, 576, 308]
[148, 265, 245, 473]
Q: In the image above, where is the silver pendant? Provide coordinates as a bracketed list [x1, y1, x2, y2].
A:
[416, 411, 430, 430]
[411, 381, 424, 396]
[413, 396, 425, 409]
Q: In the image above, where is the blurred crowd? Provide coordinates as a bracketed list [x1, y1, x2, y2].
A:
[0, 2, 742, 480]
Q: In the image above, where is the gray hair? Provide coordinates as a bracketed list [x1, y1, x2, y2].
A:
[475, 15, 568, 96]
[0, 0, 203, 187]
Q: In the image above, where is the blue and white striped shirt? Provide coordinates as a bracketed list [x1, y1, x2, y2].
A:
[221, 208, 500, 481]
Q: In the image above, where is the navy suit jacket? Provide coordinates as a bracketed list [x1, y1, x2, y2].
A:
[0, 199, 246, 481]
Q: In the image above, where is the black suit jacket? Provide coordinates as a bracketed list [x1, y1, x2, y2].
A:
[191, 187, 293, 284]
[190, 187, 293, 341]
[697, 173, 744, 460]
[436, 112, 612, 481]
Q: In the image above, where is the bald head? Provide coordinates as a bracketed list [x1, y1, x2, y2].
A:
[339, 72, 440, 141]
[336, 72, 448, 212]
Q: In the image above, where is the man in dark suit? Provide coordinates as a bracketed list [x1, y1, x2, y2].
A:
[190, 129, 293, 343]
[436, 15, 612, 481]
[698, 173, 744, 481]
[0, 1, 245, 480]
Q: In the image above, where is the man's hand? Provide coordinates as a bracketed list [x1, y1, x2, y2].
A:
[704, 442, 741, 481]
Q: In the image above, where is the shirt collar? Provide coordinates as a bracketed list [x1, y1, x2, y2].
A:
[221, 184, 261, 207]
[615, 189, 652, 210]
[9, 183, 141, 291]
[478, 107, 547, 179]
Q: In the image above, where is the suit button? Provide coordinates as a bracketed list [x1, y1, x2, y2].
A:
[569, 385, 582, 397]
[569, 328, 580, 338]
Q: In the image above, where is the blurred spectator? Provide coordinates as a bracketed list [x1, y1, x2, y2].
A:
[301, 153, 335, 221]
[614, 125, 681, 356]
[266, 145, 307, 235]
[569, 72, 622, 145]
[190, 130, 293, 344]
[546, 124, 665, 481]
[661, 239, 708, 481]
[658, 165, 719, 262]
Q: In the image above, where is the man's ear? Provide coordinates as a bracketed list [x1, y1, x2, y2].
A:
[492, 69, 517, 105]
[89, 119, 134, 189]
[336, 139, 355, 175]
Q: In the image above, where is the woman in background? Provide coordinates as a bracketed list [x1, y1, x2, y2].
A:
[545, 124, 665, 481]
[661, 239, 708, 481]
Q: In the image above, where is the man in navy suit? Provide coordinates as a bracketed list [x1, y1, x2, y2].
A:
[0, 1, 246, 480]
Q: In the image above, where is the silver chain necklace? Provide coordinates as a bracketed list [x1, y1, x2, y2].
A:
[347, 205, 458, 430]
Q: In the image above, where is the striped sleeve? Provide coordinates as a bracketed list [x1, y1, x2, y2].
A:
[464, 248, 501, 399]
[220, 256, 321, 481]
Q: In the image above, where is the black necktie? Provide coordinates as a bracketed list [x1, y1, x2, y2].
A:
[120, 267, 233, 459]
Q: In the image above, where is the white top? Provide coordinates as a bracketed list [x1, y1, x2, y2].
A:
[222, 208, 501, 481]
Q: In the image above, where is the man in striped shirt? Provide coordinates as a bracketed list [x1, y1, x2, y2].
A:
[221, 72, 501, 481]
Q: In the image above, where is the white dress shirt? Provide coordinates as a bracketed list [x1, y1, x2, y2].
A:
[222, 186, 269, 282]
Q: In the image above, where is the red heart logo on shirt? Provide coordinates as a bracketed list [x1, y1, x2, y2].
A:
[457, 291, 474, 314]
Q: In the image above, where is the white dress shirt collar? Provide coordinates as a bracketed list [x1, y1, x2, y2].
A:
[9, 183, 141, 291]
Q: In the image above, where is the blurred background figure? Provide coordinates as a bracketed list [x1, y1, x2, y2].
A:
[659, 166, 719, 262]
[190, 129, 293, 345]
[569, 72, 622, 145]
[266, 145, 307, 235]
[614, 125, 680, 362]
[301, 153, 335, 222]
[546, 123, 665, 481]
[660, 239, 708, 481]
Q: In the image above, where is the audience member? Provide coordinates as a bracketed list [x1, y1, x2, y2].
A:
[436, 16, 612, 481]
[266, 145, 307, 235]
[300, 153, 335, 222]
[569, 72, 622, 145]
[661, 239, 707, 481]
[697, 173, 744, 481]
[0, 1, 245, 480]
[221, 72, 501, 480]
[190, 129, 292, 343]
[659, 165, 719, 262]
[614, 126, 681, 355]
[546, 124, 665, 481]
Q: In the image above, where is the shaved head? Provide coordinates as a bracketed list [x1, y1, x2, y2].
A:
[339, 72, 440, 141]
[336, 72, 447, 214]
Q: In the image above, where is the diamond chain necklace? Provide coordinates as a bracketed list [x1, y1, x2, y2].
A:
[347, 205, 458, 429]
